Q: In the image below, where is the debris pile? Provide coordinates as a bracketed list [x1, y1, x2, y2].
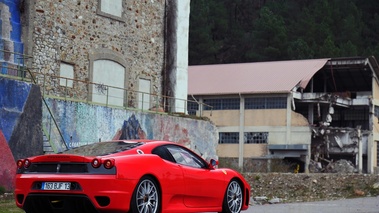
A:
[324, 159, 356, 173]
[246, 173, 379, 205]
[309, 159, 357, 173]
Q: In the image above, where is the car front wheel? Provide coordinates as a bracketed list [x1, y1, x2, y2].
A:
[130, 176, 160, 213]
[221, 180, 243, 213]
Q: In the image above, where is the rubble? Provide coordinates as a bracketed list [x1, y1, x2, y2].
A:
[247, 173, 379, 204]
[324, 159, 356, 173]
[268, 197, 282, 204]
[309, 159, 357, 173]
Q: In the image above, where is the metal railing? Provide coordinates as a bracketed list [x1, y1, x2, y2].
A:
[0, 49, 212, 150]
[30, 71, 210, 116]
[0, 50, 67, 152]
[0, 63, 211, 117]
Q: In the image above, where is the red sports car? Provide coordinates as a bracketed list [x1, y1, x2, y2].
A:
[15, 140, 250, 213]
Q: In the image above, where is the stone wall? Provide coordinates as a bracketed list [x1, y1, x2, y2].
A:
[21, 0, 166, 99]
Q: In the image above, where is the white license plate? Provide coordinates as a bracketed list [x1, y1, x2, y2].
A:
[42, 182, 71, 190]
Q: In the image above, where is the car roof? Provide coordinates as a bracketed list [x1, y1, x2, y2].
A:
[102, 139, 172, 144]
[64, 140, 180, 157]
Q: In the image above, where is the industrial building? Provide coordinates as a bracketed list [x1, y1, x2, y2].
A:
[188, 57, 379, 174]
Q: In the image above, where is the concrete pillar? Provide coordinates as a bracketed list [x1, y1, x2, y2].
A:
[308, 104, 314, 124]
[286, 94, 292, 146]
[367, 133, 374, 174]
[238, 95, 245, 171]
[165, 0, 190, 113]
[357, 128, 362, 173]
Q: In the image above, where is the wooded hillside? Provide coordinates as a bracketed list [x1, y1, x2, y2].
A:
[189, 0, 379, 65]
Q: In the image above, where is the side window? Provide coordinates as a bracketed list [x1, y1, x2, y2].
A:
[152, 146, 175, 163]
[166, 145, 206, 169]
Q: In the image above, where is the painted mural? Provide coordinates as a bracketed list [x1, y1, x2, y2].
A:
[0, 130, 15, 191]
[45, 98, 218, 161]
[0, 78, 42, 191]
[117, 115, 147, 140]
[0, 0, 24, 75]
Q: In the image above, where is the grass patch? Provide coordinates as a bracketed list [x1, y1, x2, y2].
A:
[0, 199, 24, 213]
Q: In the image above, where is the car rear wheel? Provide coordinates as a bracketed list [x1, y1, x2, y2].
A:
[221, 180, 243, 213]
[130, 176, 160, 213]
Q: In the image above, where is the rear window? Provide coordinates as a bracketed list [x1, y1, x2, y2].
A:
[62, 141, 143, 156]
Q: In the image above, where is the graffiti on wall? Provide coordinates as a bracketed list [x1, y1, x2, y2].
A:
[0, 0, 24, 75]
[46, 98, 218, 162]
[116, 114, 147, 140]
[0, 78, 43, 190]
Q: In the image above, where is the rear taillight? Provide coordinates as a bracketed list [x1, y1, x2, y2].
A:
[91, 158, 102, 168]
[17, 159, 31, 169]
[24, 159, 31, 168]
[91, 158, 115, 169]
[17, 160, 24, 169]
[103, 159, 115, 169]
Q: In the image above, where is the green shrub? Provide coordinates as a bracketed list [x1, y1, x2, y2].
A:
[0, 185, 5, 194]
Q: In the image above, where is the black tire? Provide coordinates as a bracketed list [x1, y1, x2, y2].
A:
[130, 176, 161, 213]
[221, 180, 243, 213]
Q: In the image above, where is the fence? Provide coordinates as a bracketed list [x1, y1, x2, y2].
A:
[0, 58, 210, 117]
[0, 49, 212, 150]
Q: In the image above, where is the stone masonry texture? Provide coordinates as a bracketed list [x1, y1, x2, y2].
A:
[22, 0, 166, 99]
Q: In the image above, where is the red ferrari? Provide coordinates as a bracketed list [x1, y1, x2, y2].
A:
[15, 140, 250, 213]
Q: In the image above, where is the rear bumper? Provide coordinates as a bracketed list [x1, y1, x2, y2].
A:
[15, 174, 138, 213]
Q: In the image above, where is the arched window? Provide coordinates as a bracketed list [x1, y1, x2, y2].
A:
[89, 49, 127, 107]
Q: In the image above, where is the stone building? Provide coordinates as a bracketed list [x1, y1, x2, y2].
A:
[16, 0, 190, 112]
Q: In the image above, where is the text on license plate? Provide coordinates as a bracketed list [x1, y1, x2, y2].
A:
[42, 182, 71, 190]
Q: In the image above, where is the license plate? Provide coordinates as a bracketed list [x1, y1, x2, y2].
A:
[42, 182, 71, 190]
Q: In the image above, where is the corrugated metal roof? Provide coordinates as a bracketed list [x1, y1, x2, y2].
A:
[188, 58, 330, 95]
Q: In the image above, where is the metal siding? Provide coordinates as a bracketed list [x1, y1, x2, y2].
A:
[188, 59, 330, 95]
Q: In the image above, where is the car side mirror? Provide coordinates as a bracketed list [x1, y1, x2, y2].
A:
[209, 159, 218, 169]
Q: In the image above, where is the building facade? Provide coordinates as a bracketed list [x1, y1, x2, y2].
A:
[17, 0, 190, 112]
[188, 57, 379, 174]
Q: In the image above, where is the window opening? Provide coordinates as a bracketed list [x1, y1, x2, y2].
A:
[59, 63, 74, 88]
[204, 98, 239, 110]
[245, 97, 286, 109]
[244, 132, 268, 144]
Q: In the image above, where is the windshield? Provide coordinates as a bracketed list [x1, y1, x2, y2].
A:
[62, 141, 143, 156]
